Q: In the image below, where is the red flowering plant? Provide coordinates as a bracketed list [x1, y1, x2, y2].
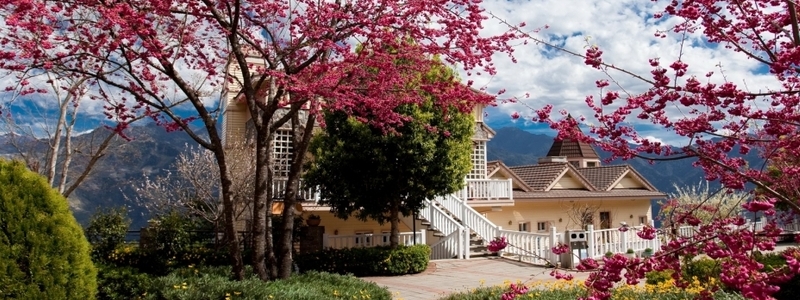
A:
[491, 0, 800, 298]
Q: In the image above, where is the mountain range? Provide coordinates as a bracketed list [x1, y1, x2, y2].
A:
[1, 124, 761, 228]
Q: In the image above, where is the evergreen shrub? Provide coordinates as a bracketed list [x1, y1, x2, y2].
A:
[0, 159, 97, 299]
[295, 244, 430, 276]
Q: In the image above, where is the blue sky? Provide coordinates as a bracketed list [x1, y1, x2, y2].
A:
[2, 0, 778, 147]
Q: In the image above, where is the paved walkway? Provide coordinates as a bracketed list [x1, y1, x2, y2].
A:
[361, 257, 591, 300]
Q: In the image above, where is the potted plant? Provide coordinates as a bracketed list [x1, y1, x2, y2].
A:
[306, 214, 321, 226]
[642, 248, 654, 258]
[604, 251, 614, 259]
[626, 248, 636, 259]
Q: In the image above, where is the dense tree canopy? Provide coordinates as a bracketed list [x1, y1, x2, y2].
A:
[304, 64, 474, 248]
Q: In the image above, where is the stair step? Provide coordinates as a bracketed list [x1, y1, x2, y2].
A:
[420, 221, 431, 226]
[433, 232, 446, 237]
[469, 251, 492, 258]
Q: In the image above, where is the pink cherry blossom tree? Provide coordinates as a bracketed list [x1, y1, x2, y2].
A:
[491, 1, 800, 299]
[0, 0, 516, 280]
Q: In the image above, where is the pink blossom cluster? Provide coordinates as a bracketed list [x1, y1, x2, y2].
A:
[500, 283, 528, 300]
[487, 237, 508, 253]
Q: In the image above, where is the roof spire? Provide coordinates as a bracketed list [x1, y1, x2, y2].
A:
[545, 114, 600, 160]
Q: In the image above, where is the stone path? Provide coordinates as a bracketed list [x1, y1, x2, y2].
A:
[361, 257, 591, 300]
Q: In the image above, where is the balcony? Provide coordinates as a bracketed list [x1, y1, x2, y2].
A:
[284, 178, 514, 207]
[460, 178, 514, 207]
[272, 178, 319, 202]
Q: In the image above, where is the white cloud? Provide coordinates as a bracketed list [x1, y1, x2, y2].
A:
[463, 0, 780, 146]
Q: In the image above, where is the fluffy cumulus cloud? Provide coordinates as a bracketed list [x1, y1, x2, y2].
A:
[1, 0, 778, 145]
[468, 0, 778, 145]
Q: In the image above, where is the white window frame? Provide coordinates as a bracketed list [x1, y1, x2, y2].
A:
[536, 221, 547, 232]
[518, 222, 530, 232]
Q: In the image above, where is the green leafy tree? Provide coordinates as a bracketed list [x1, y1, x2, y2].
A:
[304, 64, 474, 248]
[0, 159, 97, 299]
[85, 207, 131, 262]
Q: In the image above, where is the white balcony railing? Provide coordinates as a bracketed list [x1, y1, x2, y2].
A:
[272, 179, 319, 202]
[461, 178, 513, 201]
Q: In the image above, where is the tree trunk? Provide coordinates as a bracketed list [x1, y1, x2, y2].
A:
[46, 90, 70, 186]
[390, 200, 400, 248]
[213, 147, 244, 280]
[277, 109, 316, 279]
[251, 123, 271, 280]
[264, 133, 279, 280]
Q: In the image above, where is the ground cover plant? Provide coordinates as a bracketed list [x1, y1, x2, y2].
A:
[439, 278, 746, 300]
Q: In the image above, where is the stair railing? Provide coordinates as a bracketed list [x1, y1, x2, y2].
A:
[420, 199, 467, 259]
[432, 193, 500, 244]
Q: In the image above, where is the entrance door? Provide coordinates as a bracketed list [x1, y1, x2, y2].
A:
[599, 211, 611, 229]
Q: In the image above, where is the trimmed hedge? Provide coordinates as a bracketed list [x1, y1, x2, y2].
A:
[296, 244, 430, 276]
[0, 159, 97, 299]
[145, 267, 391, 300]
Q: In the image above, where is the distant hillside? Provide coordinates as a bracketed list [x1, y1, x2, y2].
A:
[0, 123, 197, 228]
[2, 124, 764, 229]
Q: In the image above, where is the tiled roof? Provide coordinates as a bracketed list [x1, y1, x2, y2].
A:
[545, 115, 600, 159]
[546, 138, 600, 159]
[513, 189, 666, 200]
[576, 165, 629, 191]
[509, 163, 569, 191]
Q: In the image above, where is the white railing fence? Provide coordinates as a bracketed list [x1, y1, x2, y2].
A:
[586, 221, 661, 259]
[323, 230, 426, 249]
[274, 179, 318, 201]
[433, 193, 500, 244]
[497, 227, 560, 265]
[421, 199, 468, 259]
[461, 178, 513, 201]
[430, 228, 469, 260]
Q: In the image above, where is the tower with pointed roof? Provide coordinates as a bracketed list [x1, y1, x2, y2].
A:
[542, 115, 601, 168]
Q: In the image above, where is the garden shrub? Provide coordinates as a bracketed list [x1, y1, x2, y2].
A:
[106, 243, 230, 275]
[683, 257, 721, 282]
[86, 207, 131, 262]
[295, 244, 430, 276]
[97, 264, 153, 300]
[0, 159, 97, 299]
[645, 270, 674, 285]
[143, 266, 391, 300]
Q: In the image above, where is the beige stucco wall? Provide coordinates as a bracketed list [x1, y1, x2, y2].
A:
[299, 211, 412, 236]
[473, 199, 652, 233]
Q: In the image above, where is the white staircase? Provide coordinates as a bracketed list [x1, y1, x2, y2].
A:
[419, 191, 501, 260]
[421, 188, 562, 265]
